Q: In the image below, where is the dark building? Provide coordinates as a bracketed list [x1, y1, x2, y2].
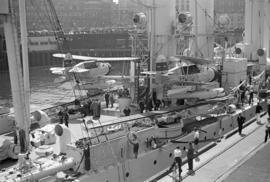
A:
[0, 0, 134, 71]
[26, 0, 114, 32]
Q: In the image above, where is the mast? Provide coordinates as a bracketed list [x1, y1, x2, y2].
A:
[2, 0, 30, 152]
[194, 0, 198, 57]
[19, 0, 31, 150]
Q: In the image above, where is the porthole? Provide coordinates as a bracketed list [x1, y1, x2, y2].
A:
[183, 146, 186, 150]
[204, 136, 207, 140]
[169, 153, 172, 158]
[222, 128, 225, 131]
[214, 132, 216, 136]
[126, 172, 129, 177]
[154, 160, 157, 165]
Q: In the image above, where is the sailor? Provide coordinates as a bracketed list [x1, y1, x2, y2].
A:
[168, 146, 182, 181]
[139, 100, 145, 113]
[240, 89, 246, 106]
[105, 92, 110, 108]
[109, 93, 114, 108]
[255, 103, 263, 124]
[264, 118, 270, 143]
[193, 127, 200, 153]
[248, 89, 254, 105]
[186, 142, 195, 174]
[248, 74, 252, 85]
[146, 98, 153, 111]
[237, 113, 245, 135]
[92, 99, 101, 120]
[155, 99, 161, 110]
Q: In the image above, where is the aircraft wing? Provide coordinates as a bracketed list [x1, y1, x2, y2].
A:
[174, 55, 214, 65]
[53, 53, 94, 61]
[53, 53, 139, 62]
[100, 75, 135, 79]
[140, 71, 157, 75]
[69, 67, 89, 73]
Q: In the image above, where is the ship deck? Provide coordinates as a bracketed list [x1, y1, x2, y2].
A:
[156, 108, 269, 182]
[0, 100, 209, 169]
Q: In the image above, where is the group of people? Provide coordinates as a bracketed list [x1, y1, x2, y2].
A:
[168, 100, 270, 181]
[104, 92, 115, 108]
[138, 98, 163, 113]
[235, 81, 255, 106]
[168, 128, 201, 181]
[57, 98, 102, 126]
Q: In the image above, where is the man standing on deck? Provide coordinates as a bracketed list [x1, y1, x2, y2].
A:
[168, 146, 182, 181]
[109, 93, 114, 108]
[237, 113, 245, 135]
[105, 92, 109, 108]
[256, 103, 263, 124]
[186, 142, 194, 174]
[249, 89, 254, 105]
[264, 118, 270, 142]
[193, 127, 206, 153]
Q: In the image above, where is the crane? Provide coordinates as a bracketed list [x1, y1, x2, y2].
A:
[44, 0, 69, 53]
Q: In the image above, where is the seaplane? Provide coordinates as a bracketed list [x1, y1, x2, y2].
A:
[50, 53, 139, 83]
[141, 55, 224, 104]
[50, 53, 140, 91]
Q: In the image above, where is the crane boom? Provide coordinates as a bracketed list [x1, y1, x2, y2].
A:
[44, 0, 69, 52]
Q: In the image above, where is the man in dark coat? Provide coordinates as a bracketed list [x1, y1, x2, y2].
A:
[123, 106, 131, 116]
[237, 113, 245, 135]
[139, 101, 145, 113]
[256, 103, 263, 124]
[186, 142, 194, 174]
[105, 92, 109, 108]
[248, 89, 254, 105]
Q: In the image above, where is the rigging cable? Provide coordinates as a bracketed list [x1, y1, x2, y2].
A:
[29, 0, 51, 31]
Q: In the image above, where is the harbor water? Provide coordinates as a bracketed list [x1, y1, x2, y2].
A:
[0, 66, 75, 111]
[0, 62, 129, 111]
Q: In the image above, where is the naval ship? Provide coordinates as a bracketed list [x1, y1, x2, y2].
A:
[1, 0, 270, 182]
